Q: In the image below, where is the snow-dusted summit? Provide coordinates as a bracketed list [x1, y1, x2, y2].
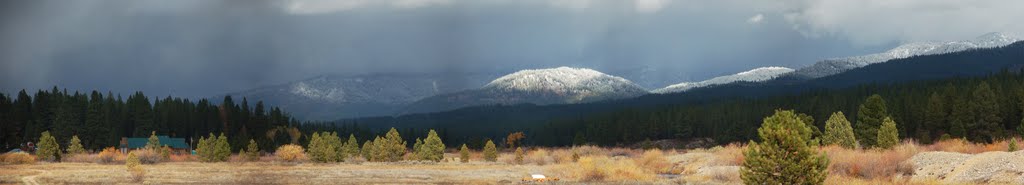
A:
[790, 32, 1020, 79]
[654, 67, 794, 93]
[483, 67, 648, 101]
[402, 67, 648, 114]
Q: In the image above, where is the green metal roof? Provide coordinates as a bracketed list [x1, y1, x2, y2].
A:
[126, 136, 190, 149]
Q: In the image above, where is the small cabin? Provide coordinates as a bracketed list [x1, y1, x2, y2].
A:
[120, 136, 191, 154]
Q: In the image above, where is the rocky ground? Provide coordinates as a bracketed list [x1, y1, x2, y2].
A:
[909, 150, 1024, 184]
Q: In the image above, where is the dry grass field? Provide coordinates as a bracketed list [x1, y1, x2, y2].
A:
[2, 138, 1023, 185]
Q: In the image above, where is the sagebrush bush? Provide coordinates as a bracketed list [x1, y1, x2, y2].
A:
[276, 144, 305, 162]
[634, 149, 671, 173]
[132, 148, 162, 164]
[564, 156, 656, 182]
[514, 147, 524, 164]
[525, 148, 554, 165]
[97, 147, 124, 164]
[0, 152, 36, 164]
[62, 153, 95, 163]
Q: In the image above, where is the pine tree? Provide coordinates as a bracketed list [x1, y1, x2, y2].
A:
[412, 138, 423, 158]
[67, 135, 85, 155]
[968, 82, 1002, 142]
[244, 139, 260, 161]
[361, 140, 374, 160]
[876, 117, 900, 149]
[343, 134, 360, 159]
[146, 131, 160, 150]
[376, 128, 407, 162]
[459, 144, 470, 163]
[949, 96, 970, 138]
[822, 111, 858, 149]
[307, 132, 334, 162]
[417, 129, 445, 162]
[924, 92, 948, 141]
[855, 94, 889, 147]
[329, 132, 344, 161]
[214, 133, 231, 162]
[37, 131, 60, 161]
[741, 110, 829, 185]
[483, 140, 497, 162]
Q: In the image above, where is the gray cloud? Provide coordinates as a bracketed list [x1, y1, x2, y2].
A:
[2, 0, 1015, 98]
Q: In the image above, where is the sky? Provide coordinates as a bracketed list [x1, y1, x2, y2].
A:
[1, 0, 1023, 98]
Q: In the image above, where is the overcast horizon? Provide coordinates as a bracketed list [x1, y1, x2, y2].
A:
[3, 0, 1023, 98]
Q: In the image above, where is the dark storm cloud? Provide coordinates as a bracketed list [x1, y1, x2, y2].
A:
[2, 0, 1018, 98]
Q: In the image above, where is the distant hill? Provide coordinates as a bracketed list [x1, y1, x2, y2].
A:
[401, 67, 648, 114]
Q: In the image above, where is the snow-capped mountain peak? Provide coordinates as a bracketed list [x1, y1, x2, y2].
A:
[484, 67, 645, 95]
[790, 32, 1021, 79]
[654, 66, 794, 93]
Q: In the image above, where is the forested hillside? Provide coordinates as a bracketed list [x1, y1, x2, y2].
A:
[335, 41, 1024, 147]
[0, 89, 311, 152]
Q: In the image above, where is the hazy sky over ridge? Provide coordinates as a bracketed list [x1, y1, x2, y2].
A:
[1, 0, 1021, 98]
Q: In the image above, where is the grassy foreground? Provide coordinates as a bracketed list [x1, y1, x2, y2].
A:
[1, 138, 1021, 184]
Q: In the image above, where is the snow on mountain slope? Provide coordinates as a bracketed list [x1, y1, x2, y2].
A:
[227, 74, 496, 120]
[790, 32, 1020, 79]
[483, 67, 649, 101]
[654, 67, 794, 93]
[402, 67, 648, 114]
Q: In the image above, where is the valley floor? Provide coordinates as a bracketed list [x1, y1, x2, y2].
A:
[3, 139, 1024, 185]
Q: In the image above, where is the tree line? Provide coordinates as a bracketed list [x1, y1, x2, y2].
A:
[543, 70, 1024, 146]
[0, 88, 307, 152]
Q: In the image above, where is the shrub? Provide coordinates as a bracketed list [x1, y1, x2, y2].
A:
[876, 117, 900, 149]
[97, 147, 124, 164]
[160, 145, 171, 161]
[459, 144, 470, 163]
[416, 129, 446, 162]
[66, 135, 86, 155]
[635, 149, 671, 173]
[0, 152, 36, 164]
[822, 142, 917, 179]
[62, 153, 95, 163]
[741, 110, 829, 185]
[275, 144, 305, 162]
[564, 156, 656, 182]
[822, 111, 859, 149]
[524, 148, 553, 165]
[126, 151, 145, 182]
[133, 148, 162, 164]
[514, 147, 524, 164]
[483, 140, 497, 162]
[1009, 139, 1019, 152]
[36, 131, 60, 161]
